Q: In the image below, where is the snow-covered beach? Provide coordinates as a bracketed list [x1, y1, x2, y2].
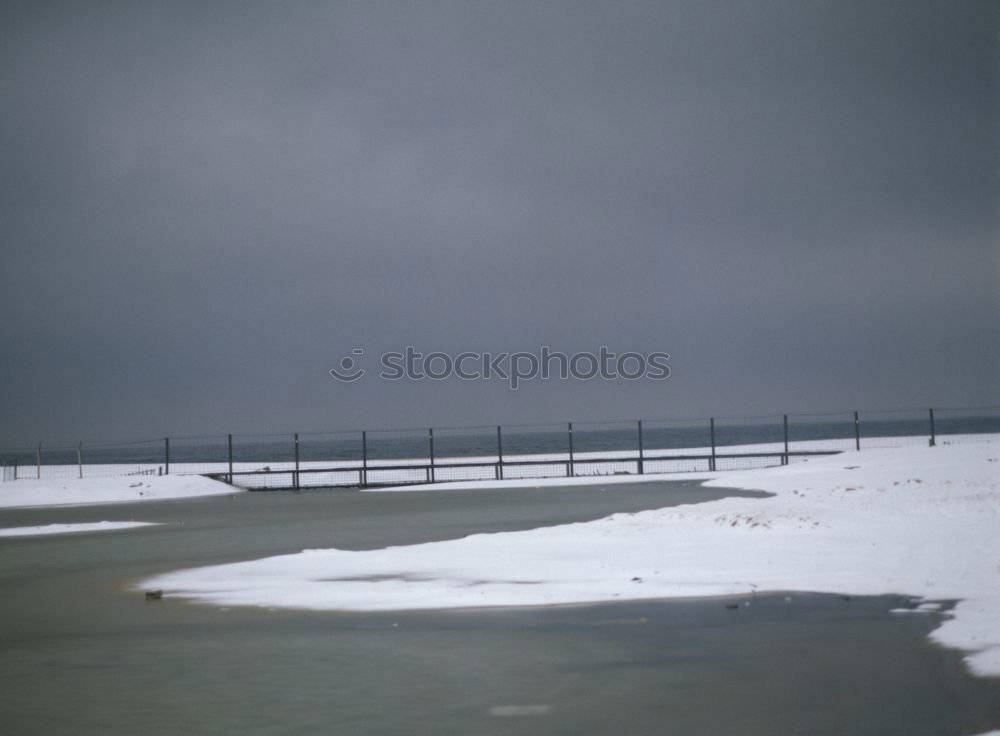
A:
[0, 474, 238, 509]
[143, 439, 1000, 678]
[4, 436, 998, 679]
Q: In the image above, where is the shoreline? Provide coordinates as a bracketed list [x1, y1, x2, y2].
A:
[141, 441, 1000, 678]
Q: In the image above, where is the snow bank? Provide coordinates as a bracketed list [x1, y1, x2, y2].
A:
[0, 521, 157, 538]
[0, 475, 238, 508]
[143, 439, 1000, 676]
[365, 469, 721, 492]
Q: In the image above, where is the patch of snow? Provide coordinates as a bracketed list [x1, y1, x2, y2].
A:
[366, 469, 721, 492]
[0, 521, 157, 537]
[890, 601, 945, 615]
[143, 439, 1000, 677]
[488, 705, 550, 717]
[0, 475, 238, 509]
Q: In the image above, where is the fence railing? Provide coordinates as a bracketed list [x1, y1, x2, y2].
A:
[1, 406, 998, 490]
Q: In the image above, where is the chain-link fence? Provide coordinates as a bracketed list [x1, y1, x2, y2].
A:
[709, 415, 785, 471]
[2, 406, 997, 490]
[567, 420, 641, 477]
[0, 438, 167, 481]
[497, 423, 573, 480]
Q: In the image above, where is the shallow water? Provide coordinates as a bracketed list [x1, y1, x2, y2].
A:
[1, 481, 999, 735]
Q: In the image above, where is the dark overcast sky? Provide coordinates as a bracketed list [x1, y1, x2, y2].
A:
[1, 0, 997, 444]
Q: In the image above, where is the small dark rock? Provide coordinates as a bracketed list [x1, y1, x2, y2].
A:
[145, 590, 163, 601]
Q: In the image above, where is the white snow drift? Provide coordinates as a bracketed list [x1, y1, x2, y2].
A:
[0, 474, 238, 509]
[143, 440, 1000, 676]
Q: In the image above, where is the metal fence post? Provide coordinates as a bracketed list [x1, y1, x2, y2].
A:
[709, 419, 716, 472]
[929, 408, 936, 446]
[568, 422, 574, 477]
[361, 431, 368, 486]
[637, 420, 644, 474]
[854, 411, 860, 451]
[429, 428, 435, 483]
[228, 434, 233, 484]
[164, 438, 170, 475]
[37, 442, 41, 479]
[497, 425, 504, 480]
[77, 441, 83, 479]
[294, 433, 300, 490]
[783, 414, 789, 465]
[362, 431, 368, 486]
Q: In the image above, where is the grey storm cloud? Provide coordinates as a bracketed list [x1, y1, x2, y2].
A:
[0, 0, 997, 443]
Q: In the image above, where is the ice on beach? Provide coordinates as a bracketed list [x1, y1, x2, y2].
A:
[143, 439, 1000, 678]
